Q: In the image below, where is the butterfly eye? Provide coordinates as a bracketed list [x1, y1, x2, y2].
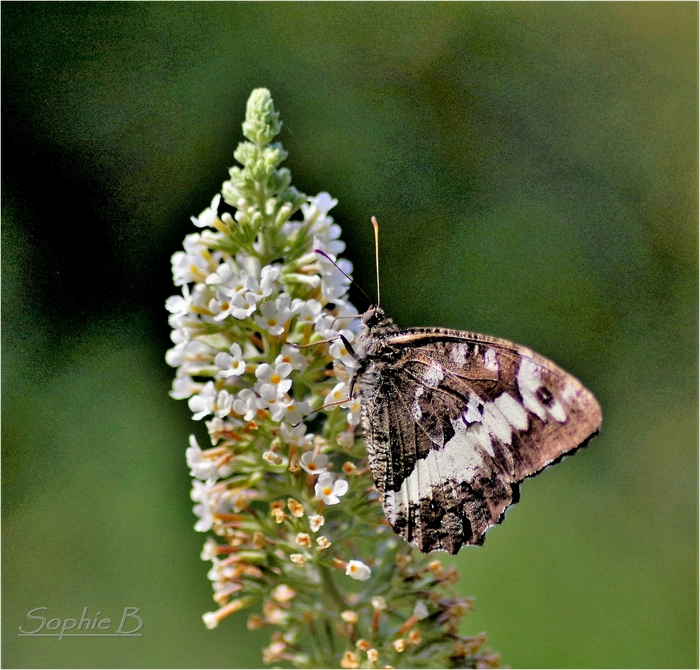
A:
[362, 308, 381, 327]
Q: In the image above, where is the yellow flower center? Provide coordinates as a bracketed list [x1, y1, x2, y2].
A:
[268, 319, 277, 327]
[270, 374, 281, 384]
[323, 487, 332, 496]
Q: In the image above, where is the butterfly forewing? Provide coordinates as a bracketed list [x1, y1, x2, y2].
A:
[356, 318, 602, 555]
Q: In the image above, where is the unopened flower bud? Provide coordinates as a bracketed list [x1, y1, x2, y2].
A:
[341, 610, 358, 624]
[371, 596, 387, 610]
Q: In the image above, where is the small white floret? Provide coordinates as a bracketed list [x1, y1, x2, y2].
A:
[345, 560, 371, 581]
[254, 362, 293, 401]
[315, 472, 349, 505]
[280, 422, 313, 447]
[186, 435, 219, 481]
[254, 293, 296, 336]
[300, 452, 329, 475]
[215, 343, 247, 377]
[232, 388, 259, 422]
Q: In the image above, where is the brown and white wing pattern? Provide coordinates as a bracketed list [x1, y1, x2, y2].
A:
[358, 328, 602, 555]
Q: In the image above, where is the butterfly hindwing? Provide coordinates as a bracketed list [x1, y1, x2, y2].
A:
[357, 322, 602, 554]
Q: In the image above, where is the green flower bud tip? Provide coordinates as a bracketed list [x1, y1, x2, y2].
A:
[243, 88, 282, 146]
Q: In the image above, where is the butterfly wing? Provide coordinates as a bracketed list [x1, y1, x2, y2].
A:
[358, 328, 602, 554]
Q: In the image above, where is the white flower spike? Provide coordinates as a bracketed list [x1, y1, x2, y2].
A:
[167, 89, 493, 667]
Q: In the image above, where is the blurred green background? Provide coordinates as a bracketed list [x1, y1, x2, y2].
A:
[2, 3, 697, 668]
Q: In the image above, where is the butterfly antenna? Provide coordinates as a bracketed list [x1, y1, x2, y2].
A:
[312, 249, 373, 304]
[372, 216, 381, 308]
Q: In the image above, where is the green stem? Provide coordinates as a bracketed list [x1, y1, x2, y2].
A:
[323, 617, 337, 664]
[318, 563, 347, 612]
[305, 619, 325, 668]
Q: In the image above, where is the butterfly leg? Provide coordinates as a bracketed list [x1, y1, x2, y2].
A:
[291, 397, 354, 426]
[292, 334, 358, 357]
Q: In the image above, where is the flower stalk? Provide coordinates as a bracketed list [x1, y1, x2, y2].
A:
[167, 88, 499, 668]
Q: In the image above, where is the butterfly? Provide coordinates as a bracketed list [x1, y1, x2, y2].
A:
[344, 307, 602, 554]
[323, 220, 602, 555]
[347, 306, 602, 554]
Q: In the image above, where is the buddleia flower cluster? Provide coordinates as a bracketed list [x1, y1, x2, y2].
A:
[166, 88, 499, 669]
